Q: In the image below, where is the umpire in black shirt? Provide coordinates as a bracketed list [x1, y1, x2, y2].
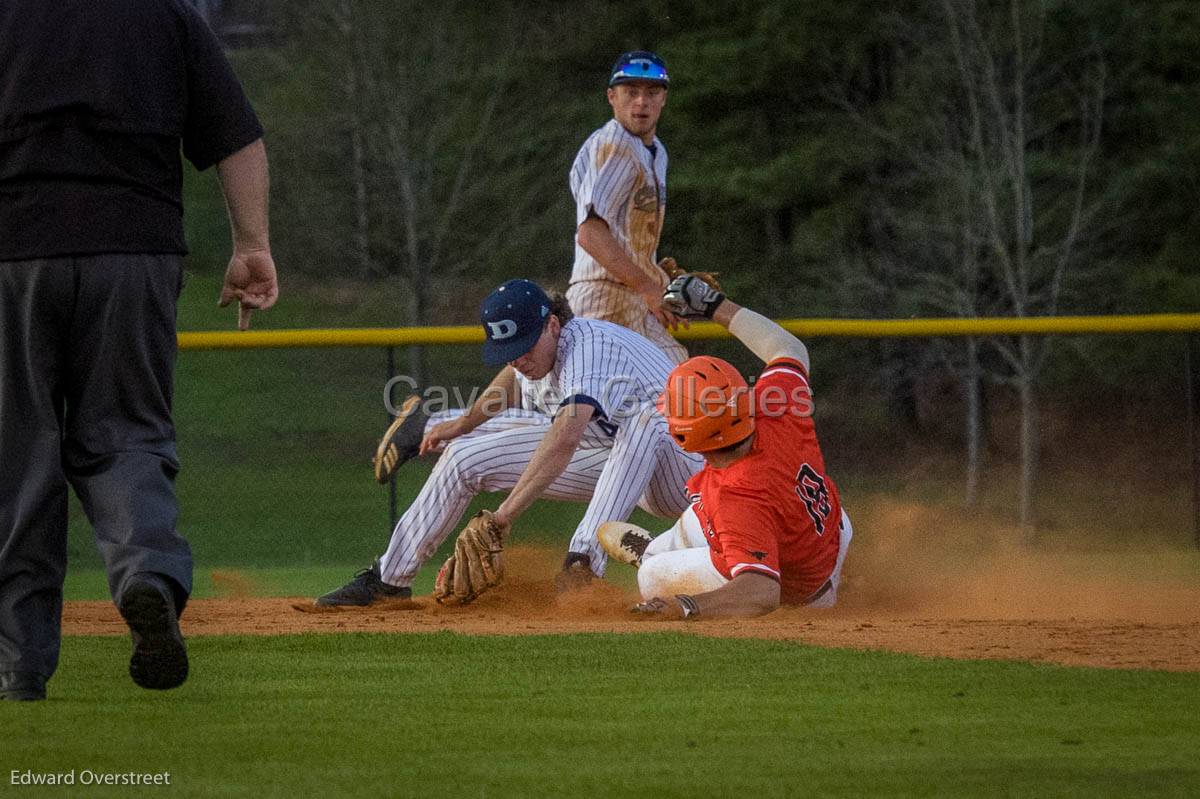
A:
[0, 0, 278, 700]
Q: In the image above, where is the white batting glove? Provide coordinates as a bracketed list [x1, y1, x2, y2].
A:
[663, 275, 725, 319]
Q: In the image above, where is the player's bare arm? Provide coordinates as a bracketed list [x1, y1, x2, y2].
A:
[577, 215, 682, 330]
[635, 572, 781, 619]
[492, 403, 595, 528]
[418, 366, 519, 455]
[216, 138, 277, 331]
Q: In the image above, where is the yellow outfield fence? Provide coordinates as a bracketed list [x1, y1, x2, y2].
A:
[175, 311, 1200, 547]
[177, 313, 1200, 351]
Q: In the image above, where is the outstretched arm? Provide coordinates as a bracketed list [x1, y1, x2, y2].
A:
[493, 403, 595, 527]
[634, 572, 781, 619]
[665, 276, 810, 371]
[419, 367, 519, 455]
[714, 301, 810, 372]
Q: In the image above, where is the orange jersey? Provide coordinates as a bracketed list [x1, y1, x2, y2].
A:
[686, 358, 842, 603]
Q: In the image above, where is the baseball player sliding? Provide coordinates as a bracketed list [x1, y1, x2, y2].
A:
[315, 279, 704, 607]
[598, 276, 853, 618]
[568, 50, 688, 364]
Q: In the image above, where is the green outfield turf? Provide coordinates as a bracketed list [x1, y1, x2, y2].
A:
[61, 458, 647, 601]
[2, 634, 1197, 798]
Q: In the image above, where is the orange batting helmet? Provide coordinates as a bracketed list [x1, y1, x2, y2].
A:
[659, 356, 754, 453]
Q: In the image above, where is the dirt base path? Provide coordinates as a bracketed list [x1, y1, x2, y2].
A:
[62, 544, 1200, 672]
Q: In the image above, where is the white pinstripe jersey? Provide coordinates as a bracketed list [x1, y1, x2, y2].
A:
[514, 372, 561, 416]
[569, 118, 668, 288]
[514, 317, 674, 431]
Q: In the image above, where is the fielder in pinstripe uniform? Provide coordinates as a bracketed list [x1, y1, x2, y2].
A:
[568, 50, 688, 364]
[315, 279, 704, 606]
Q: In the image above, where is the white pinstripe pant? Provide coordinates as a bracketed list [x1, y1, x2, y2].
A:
[378, 406, 703, 585]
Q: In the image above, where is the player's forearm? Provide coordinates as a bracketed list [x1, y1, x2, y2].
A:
[717, 302, 811, 371]
[458, 367, 518, 433]
[577, 216, 659, 295]
[690, 572, 781, 618]
[496, 441, 574, 522]
[217, 138, 270, 253]
[495, 407, 591, 523]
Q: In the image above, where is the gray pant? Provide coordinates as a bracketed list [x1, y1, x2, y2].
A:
[0, 254, 193, 680]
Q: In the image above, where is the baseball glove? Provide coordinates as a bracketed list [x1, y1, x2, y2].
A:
[433, 510, 508, 604]
[657, 257, 722, 293]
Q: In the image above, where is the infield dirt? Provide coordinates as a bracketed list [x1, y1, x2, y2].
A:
[63, 502, 1200, 672]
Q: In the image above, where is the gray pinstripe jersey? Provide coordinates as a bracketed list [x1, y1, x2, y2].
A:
[532, 317, 675, 428]
[569, 118, 668, 289]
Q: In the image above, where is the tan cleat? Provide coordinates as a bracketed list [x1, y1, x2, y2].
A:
[597, 521, 653, 568]
[373, 394, 429, 483]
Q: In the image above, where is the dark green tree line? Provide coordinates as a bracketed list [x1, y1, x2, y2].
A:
[202, 0, 1198, 527]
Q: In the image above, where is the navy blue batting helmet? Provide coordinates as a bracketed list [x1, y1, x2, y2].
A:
[480, 279, 552, 366]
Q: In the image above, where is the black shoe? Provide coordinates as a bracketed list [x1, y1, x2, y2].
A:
[554, 552, 597, 593]
[0, 672, 46, 701]
[373, 394, 429, 484]
[315, 562, 412, 607]
[118, 574, 189, 691]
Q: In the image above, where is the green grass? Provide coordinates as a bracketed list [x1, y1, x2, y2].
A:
[62, 559, 641, 602]
[2, 634, 1197, 798]
[64, 454, 655, 600]
[61, 566, 365, 602]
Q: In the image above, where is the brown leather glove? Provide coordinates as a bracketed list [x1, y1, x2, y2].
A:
[433, 510, 509, 604]
[657, 257, 722, 292]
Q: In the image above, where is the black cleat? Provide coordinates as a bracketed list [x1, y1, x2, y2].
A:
[118, 574, 189, 691]
[373, 394, 429, 484]
[0, 672, 46, 701]
[315, 562, 412, 607]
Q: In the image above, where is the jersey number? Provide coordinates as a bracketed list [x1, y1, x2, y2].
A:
[795, 464, 832, 535]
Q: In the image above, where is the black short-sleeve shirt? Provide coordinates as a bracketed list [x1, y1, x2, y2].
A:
[0, 0, 264, 260]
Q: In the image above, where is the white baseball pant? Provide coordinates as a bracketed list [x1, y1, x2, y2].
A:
[638, 506, 855, 608]
[378, 406, 703, 586]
